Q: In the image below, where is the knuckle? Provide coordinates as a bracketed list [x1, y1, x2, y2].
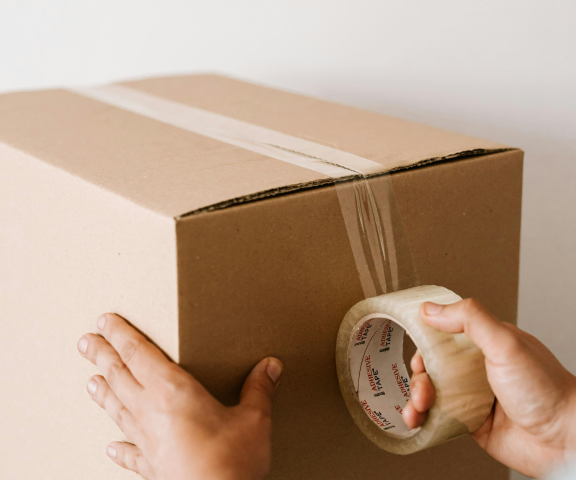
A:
[119, 338, 141, 364]
[115, 406, 128, 428]
[145, 367, 197, 413]
[106, 360, 126, 387]
[153, 374, 188, 411]
[249, 378, 273, 398]
[461, 298, 483, 315]
[501, 328, 524, 353]
[130, 452, 142, 473]
[154, 384, 178, 411]
[244, 406, 271, 430]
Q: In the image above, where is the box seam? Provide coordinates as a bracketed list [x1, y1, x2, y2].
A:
[176, 147, 517, 219]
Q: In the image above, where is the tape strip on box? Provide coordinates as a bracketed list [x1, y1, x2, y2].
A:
[69, 85, 420, 298]
[70, 85, 493, 454]
[69, 85, 383, 178]
[333, 175, 419, 298]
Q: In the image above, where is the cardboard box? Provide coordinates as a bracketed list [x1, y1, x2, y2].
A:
[0, 75, 522, 479]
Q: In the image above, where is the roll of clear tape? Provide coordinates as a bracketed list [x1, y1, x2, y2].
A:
[336, 285, 494, 454]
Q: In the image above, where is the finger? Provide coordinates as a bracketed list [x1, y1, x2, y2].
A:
[420, 298, 519, 364]
[410, 350, 426, 374]
[78, 333, 142, 408]
[239, 357, 283, 417]
[97, 313, 174, 386]
[86, 375, 143, 445]
[107, 442, 153, 479]
[402, 400, 426, 429]
[409, 372, 436, 413]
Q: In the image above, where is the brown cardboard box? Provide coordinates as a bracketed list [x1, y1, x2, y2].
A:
[0, 75, 522, 479]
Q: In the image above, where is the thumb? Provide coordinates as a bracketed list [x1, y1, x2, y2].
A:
[420, 298, 518, 365]
[239, 357, 283, 417]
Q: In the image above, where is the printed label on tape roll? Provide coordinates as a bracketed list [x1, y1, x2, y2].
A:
[336, 285, 495, 454]
[350, 316, 413, 436]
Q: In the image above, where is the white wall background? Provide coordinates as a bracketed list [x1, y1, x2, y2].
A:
[1, 0, 574, 377]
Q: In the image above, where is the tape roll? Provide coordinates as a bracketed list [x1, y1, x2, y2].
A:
[336, 285, 494, 454]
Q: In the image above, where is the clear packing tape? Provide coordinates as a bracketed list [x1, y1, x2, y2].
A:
[334, 175, 419, 298]
[335, 177, 493, 453]
[70, 85, 494, 454]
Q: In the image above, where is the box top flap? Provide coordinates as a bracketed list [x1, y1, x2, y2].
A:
[0, 74, 510, 218]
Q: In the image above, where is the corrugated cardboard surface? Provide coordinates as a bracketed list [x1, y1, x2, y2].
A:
[0, 75, 508, 218]
[0, 143, 176, 479]
[122, 75, 508, 174]
[176, 150, 522, 479]
[0, 89, 322, 217]
[0, 75, 522, 478]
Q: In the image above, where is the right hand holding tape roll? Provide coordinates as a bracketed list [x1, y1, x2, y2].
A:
[336, 285, 494, 454]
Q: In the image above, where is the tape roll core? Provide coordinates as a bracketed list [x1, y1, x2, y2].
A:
[336, 285, 494, 454]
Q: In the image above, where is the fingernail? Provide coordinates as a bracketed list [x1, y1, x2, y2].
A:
[106, 445, 116, 458]
[97, 315, 106, 330]
[424, 302, 443, 316]
[77, 337, 89, 354]
[87, 379, 98, 396]
[266, 358, 283, 384]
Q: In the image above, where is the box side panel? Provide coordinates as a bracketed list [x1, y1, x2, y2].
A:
[0, 144, 178, 479]
[395, 150, 523, 325]
[175, 150, 522, 479]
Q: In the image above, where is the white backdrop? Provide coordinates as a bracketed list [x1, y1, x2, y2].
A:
[1, 1, 575, 376]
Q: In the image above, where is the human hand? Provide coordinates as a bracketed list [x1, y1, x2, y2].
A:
[401, 298, 576, 478]
[77, 313, 283, 479]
